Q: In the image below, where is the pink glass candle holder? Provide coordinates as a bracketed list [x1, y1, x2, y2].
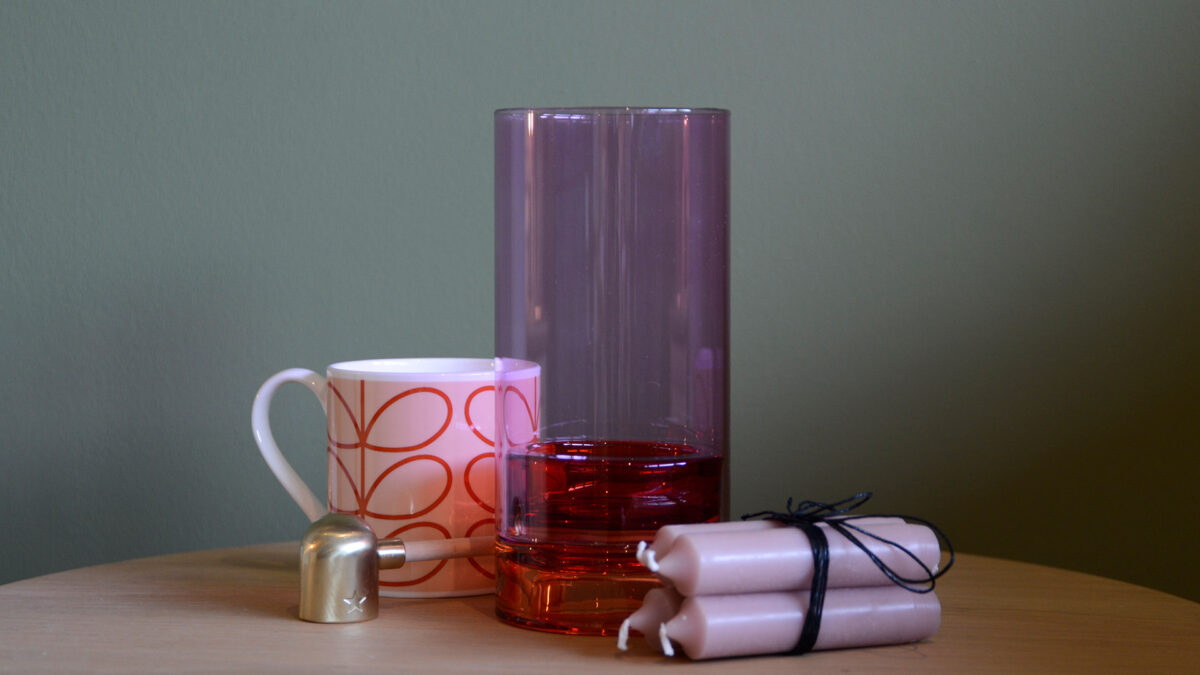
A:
[494, 107, 730, 635]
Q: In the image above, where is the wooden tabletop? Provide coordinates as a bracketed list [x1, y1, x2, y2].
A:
[0, 543, 1196, 673]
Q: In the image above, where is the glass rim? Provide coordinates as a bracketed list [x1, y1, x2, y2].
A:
[495, 106, 728, 117]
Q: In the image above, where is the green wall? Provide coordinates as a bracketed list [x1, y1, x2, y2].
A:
[3, 1, 1198, 601]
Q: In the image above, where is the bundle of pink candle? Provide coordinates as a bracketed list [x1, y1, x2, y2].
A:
[617, 515, 948, 660]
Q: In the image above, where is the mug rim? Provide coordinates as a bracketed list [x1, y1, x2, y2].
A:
[326, 357, 539, 382]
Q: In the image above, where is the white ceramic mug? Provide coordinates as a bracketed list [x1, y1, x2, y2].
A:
[251, 358, 539, 597]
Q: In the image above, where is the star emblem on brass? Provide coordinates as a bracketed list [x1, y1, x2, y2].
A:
[343, 590, 368, 614]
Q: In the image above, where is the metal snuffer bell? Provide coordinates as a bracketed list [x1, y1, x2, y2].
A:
[298, 513, 492, 623]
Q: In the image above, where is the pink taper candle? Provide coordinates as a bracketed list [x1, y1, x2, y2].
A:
[649, 523, 940, 596]
[616, 587, 684, 652]
[636, 517, 904, 569]
[659, 585, 941, 659]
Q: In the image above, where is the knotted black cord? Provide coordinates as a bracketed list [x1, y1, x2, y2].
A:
[741, 492, 954, 655]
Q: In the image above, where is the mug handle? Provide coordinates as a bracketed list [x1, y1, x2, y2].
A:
[251, 368, 328, 522]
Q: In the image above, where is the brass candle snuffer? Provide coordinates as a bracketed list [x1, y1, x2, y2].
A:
[299, 513, 493, 623]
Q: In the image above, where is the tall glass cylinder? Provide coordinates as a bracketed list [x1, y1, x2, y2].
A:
[495, 107, 730, 635]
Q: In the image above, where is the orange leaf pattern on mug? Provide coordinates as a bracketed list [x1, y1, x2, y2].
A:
[325, 375, 538, 592]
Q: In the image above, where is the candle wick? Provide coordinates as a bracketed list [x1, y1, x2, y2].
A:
[659, 623, 675, 657]
[617, 619, 631, 651]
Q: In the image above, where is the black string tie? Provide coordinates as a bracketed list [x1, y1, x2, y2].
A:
[741, 492, 954, 655]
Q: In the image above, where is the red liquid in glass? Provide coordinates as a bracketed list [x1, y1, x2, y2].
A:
[496, 439, 723, 635]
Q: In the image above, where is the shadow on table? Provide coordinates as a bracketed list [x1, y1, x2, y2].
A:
[220, 548, 298, 573]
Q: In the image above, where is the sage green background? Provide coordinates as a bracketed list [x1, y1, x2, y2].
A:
[2, 1, 1198, 601]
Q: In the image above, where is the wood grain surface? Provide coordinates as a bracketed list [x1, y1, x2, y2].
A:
[1, 544, 1196, 673]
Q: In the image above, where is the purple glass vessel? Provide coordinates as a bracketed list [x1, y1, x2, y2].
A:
[494, 108, 730, 635]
